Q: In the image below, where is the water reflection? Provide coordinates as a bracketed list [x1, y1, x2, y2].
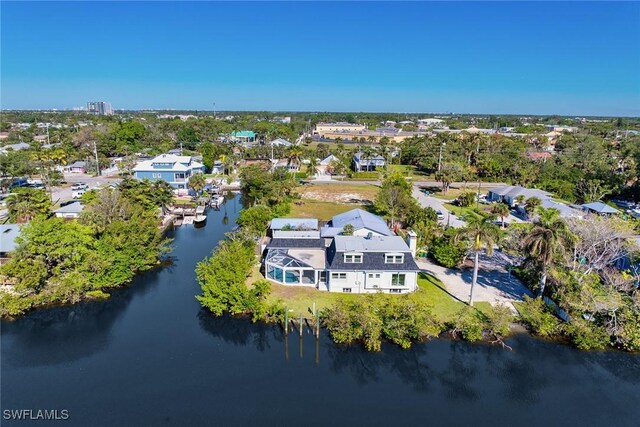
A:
[1, 267, 165, 367]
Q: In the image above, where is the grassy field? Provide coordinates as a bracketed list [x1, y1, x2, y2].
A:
[260, 271, 490, 323]
[300, 182, 380, 203]
[388, 164, 430, 178]
[288, 200, 365, 220]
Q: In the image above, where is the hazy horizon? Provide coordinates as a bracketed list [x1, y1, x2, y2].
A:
[2, 2, 639, 116]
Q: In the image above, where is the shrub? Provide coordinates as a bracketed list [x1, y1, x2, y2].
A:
[0, 293, 34, 317]
[484, 304, 513, 339]
[451, 308, 485, 342]
[431, 237, 466, 268]
[517, 296, 562, 337]
[457, 192, 476, 207]
[565, 318, 610, 350]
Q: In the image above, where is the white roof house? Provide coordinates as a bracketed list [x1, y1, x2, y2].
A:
[54, 202, 85, 219]
[270, 138, 292, 147]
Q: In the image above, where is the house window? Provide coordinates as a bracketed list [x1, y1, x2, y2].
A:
[385, 254, 404, 264]
[389, 289, 402, 294]
[344, 254, 362, 264]
[342, 288, 352, 293]
[391, 274, 406, 286]
[368, 273, 381, 279]
[331, 273, 347, 280]
[375, 274, 381, 278]
[319, 271, 327, 282]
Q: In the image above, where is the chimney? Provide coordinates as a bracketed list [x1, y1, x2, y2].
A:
[406, 230, 418, 258]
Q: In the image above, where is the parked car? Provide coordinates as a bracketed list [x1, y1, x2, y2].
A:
[436, 210, 445, 220]
[421, 189, 431, 196]
[72, 189, 86, 199]
[72, 183, 88, 190]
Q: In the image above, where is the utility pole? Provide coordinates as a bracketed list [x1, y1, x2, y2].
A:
[438, 142, 445, 171]
[93, 139, 100, 176]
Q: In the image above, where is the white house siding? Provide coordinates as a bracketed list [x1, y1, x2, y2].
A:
[327, 271, 417, 294]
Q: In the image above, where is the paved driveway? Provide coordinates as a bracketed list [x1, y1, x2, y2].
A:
[417, 252, 533, 312]
[51, 173, 121, 204]
[412, 186, 466, 228]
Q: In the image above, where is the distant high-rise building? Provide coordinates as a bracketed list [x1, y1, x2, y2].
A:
[86, 101, 113, 115]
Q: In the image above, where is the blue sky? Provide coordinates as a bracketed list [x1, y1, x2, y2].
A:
[2, 1, 639, 116]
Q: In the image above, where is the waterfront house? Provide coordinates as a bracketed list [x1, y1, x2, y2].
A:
[352, 151, 385, 172]
[487, 185, 552, 207]
[0, 224, 21, 265]
[133, 153, 205, 190]
[581, 202, 620, 216]
[263, 229, 419, 293]
[211, 161, 224, 175]
[320, 208, 393, 238]
[54, 201, 84, 219]
[325, 235, 419, 294]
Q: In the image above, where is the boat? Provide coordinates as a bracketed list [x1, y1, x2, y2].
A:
[194, 206, 207, 225]
[210, 195, 225, 208]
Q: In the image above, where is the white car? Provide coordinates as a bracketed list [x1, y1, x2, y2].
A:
[436, 210, 445, 220]
[72, 189, 86, 199]
[72, 183, 88, 190]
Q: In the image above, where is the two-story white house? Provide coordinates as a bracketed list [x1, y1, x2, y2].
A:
[262, 210, 419, 294]
[325, 235, 419, 294]
[132, 154, 205, 189]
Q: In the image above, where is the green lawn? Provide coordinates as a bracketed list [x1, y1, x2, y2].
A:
[259, 270, 490, 323]
[443, 203, 489, 220]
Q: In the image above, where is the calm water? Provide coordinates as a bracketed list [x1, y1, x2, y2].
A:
[2, 193, 639, 426]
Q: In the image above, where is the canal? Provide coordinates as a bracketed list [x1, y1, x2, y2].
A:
[2, 193, 639, 426]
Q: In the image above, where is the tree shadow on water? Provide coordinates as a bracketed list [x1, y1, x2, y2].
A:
[197, 310, 282, 352]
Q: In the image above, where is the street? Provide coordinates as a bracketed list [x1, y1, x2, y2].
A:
[412, 185, 466, 228]
[51, 172, 122, 203]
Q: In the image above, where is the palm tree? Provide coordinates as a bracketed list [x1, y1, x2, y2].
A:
[6, 188, 52, 223]
[455, 214, 500, 306]
[525, 196, 542, 218]
[491, 203, 510, 228]
[522, 208, 573, 297]
[188, 173, 206, 195]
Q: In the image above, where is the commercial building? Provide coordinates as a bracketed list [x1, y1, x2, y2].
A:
[86, 101, 113, 115]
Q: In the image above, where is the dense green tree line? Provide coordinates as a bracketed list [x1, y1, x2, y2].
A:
[0, 186, 171, 317]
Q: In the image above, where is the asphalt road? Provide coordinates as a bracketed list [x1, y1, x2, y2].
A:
[51, 172, 122, 204]
[412, 185, 467, 228]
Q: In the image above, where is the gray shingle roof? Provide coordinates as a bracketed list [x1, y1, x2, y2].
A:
[267, 238, 326, 249]
[331, 209, 392, 236]
[327, 236, 419, 271]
